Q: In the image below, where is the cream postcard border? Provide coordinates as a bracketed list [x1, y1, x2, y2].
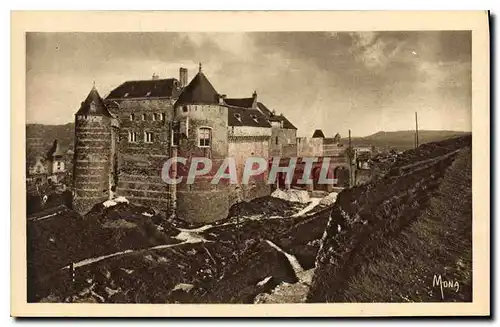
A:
[11, 10, 490, 317]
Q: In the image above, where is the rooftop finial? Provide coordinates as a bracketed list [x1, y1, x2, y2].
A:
[199, 62, 202, 73]
[92, 80, 96, 89]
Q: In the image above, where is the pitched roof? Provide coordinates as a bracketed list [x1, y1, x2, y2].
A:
[106, 78, 181, 99]
[257, 102, 297, 130]
[175, 72, 220, 107]
[75, 87, 112, 117]
[223, 98, 297, 130]
[228, 106, 272, 128]
[312, 129, 325, 138]
[224, 97, 254, 108]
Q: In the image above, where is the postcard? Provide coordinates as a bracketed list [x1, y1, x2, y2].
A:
[11, 10, 490, 317]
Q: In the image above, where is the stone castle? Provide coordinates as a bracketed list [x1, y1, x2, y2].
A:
[72, 64, 299, 223]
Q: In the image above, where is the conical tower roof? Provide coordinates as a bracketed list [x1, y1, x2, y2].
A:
[175, 68, 219, 107]
[312, 129, 325, 138]
[75, 85, 112, 117]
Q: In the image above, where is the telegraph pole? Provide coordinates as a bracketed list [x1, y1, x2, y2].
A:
[415, 112, 419, 149]
[348, 129, 353, 187]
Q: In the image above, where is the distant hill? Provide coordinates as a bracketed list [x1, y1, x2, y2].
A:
[340, 130, 471, 150]
[26, 123, 74, 152]
[26, 123, 74, 165]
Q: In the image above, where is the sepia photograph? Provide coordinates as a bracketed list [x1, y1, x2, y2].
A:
[11, 11, 490, 317]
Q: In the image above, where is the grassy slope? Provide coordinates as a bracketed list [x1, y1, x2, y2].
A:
[308, 136, 472, 302]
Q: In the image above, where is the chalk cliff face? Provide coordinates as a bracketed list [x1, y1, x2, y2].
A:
[308, 136, 472, 302]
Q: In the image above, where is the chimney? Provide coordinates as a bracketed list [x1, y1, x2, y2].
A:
[152, 73, 159, 80]
[179, 67, 188, 87]
[252, 90, 258, 109]
[218, 94, 227, 105]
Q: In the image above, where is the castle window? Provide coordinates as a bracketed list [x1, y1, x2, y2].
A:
[152, 113, 156, 121]
[130, 113, 135, 121]
[144, 132, 154, 143]
[182, 106, 188, 113]
[128, 131, 138, 143]
[161, 113, 166, 121]
[275, 136, 279, 145]
[198, 127, 211, 148]
[142, 113, 146, 121]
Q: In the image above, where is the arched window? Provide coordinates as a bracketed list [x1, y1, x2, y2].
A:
[198, 127, 211, 147]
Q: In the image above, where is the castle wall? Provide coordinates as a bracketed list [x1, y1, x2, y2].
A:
[173, 104, 232, 223]
[72, 115, 112, 214]
[114, 99, 174, 212]
[270, 126, 297, 157]
[297, 137, 323, 157]
[228, 135, 271, 203]
[323, 138, 347, 157]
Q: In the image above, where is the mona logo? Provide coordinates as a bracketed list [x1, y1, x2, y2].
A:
[432, 274, 460, 300]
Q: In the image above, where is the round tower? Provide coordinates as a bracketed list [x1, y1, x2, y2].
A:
[172, 65, 230, 223]
[72, 85, 114, 214]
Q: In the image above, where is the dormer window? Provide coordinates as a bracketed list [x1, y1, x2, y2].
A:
[89, 101, 96, 113]
[146, 91, 151, 97]
[251, 114, 259, 123]
[124, 93, 129, 98]
[234, 113, 242, 122]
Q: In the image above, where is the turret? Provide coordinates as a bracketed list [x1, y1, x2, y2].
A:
[172, 65, 230, 223]
[72, 85, 114, 214]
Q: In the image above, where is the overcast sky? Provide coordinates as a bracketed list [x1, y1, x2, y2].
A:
[26, 31, 471, 137]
